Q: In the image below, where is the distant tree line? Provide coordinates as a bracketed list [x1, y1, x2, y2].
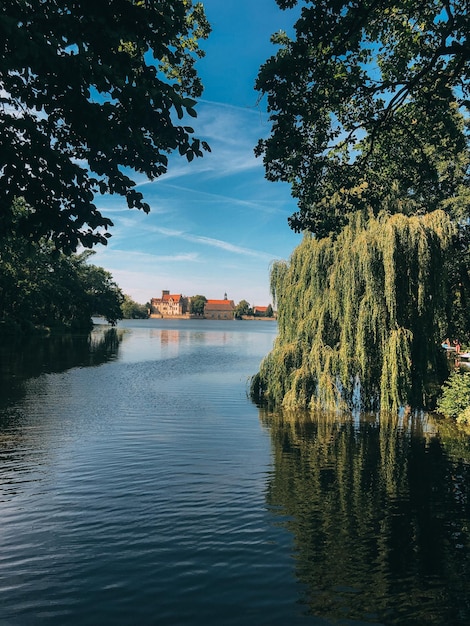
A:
[121, 296, 149, 320]
[234, 300, 274, 319]
[189, 295, 207, 316]
[187, 296, 274, 319]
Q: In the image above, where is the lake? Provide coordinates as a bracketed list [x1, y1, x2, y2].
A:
[0, 319, 469, 625]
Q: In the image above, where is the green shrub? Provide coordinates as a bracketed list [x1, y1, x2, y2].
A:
[457, 406, 470, 426]
[437, 371, 470, 422]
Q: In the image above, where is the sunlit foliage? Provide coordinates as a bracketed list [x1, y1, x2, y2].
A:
[437, 371, 470, 425]
[121, 295, 148, 319]
[252, 210, 456, 412]
[189, 294, 207, 316]
[256, 0, 470, 238]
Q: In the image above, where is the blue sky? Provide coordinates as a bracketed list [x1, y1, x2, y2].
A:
[91, 0, 301, 307]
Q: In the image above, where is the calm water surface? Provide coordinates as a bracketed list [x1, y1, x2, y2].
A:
[0, 319, 469, 625]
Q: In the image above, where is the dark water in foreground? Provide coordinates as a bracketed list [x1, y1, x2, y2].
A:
[0, 319, 469, 625]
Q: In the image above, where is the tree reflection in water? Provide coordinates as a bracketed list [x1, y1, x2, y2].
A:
[260, 408, 470, 625]
[0, 327, 123, 408]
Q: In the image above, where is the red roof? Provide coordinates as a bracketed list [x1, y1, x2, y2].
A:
[162, 294, 182, 302]
[205, 299, 235, 310]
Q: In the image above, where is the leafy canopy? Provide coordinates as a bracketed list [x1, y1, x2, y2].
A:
[189, 294, 206, 315]
[234, 299, 252, 318]
[256, 0, 470, 237]
[0, 201, 124, 331]
[0, 0, 210, 251]
[121, 295, 148, 319]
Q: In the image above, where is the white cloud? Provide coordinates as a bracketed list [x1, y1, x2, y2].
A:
[92, 248, 200, 265]
[143, 225, 274, 260]
[153, 182, 287, 215]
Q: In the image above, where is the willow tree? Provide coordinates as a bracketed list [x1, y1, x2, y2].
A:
[251, 0, 470, 412]
[251, 210, 455, 411]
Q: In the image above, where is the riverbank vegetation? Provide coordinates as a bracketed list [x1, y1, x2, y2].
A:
[0, 200, 124, 334]
[437, 372, 470, 426]
[189, 295, 207, 316]
[121, 295, 149, 320]
[252, 210, 464, 411]
[251, 0, 470, 416]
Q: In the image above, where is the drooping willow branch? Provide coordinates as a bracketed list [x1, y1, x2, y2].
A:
[251, 210, 455, 412]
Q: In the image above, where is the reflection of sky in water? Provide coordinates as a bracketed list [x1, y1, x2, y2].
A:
[1, 319, 469, 625]
[0, 320, 306, 626]
[117, 319, 275, 363]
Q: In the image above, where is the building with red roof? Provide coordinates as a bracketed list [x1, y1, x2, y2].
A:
[253, 306, 268, 316]
[150, 290, 189, 317]
[204, 294, 235, 320]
